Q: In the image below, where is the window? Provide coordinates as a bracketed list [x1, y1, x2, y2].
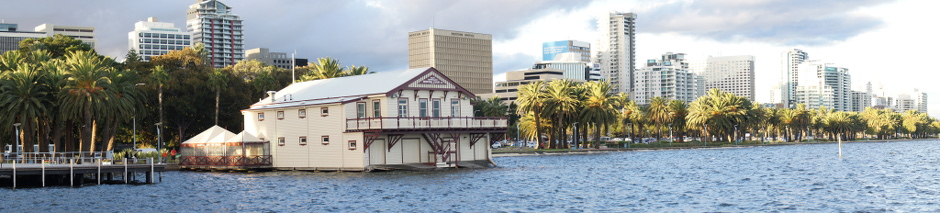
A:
[432, 99, 441, 117]
[321, 107, 329, 117]
[373, 100, 381, 117]
[419, 99, 428, 117]
[348, 140, 357, 150]
[451, 99, 460, 117]
[298, 109, 306, 118]
[299, 136, 307, 145]
[356, 102, 366, 118]
[258, 113, 265, 121]
[277, 111, 285, 120]
[397, 98, 408, 117]
[321, 135, 330, 145]
[277, 137, 285, 146]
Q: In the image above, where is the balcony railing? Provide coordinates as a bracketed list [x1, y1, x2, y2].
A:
[346, 117, 507, 132]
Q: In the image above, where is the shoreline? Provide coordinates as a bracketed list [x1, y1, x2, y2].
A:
[491, 138, 934, 158]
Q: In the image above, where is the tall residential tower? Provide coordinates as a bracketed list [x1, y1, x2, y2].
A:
[408, 28, 493, 95]
[187, 0, 244, 68]
[594, 12, 636, 95]
[781, 49, 809, 108]
[702, 55, 756, 101]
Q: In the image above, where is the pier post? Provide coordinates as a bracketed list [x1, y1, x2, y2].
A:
[12, 161, 15, 189]
[70, 159, 74, 187]
[98, 159, 101, 185]
[42, 160, 46, 187]
[150, 158, 155, 184]
[124, 158, 128, 184]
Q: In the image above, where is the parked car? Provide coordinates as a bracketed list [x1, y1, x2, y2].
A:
[136, 148, 157, 153]
[491, 141, 502, 149]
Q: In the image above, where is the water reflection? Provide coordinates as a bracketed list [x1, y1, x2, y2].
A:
[2, 140, 940, 212]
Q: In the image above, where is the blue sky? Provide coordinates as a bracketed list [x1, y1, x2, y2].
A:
[2, 0, 937, 117]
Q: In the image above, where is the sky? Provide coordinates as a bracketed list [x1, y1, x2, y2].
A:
[2, 0, 937, 117]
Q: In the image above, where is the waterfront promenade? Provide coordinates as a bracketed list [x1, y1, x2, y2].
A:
[0, 159, 166, 188]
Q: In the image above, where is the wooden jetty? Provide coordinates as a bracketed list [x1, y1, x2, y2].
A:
[0, 159, 166, 188]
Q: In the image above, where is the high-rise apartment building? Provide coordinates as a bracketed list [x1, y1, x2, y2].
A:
[781, 49, 809, 108]
[408, 28, 493, 95]
[793, 60, 851, 111]
[0, 23, 45, 53]
[187, 0, 244, 68]
[245, 48, 308, 69]
[594, 11, 636, 95]
[633, 52, 702, 105]
[128, 17, 193, 62]
[849, 82, 873, 112]
[34, 23, 97, 50]
[542, 40, 591, 62]
[702, 55, 756, 100]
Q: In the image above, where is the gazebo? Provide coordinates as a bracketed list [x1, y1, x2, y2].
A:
[180, 126, 271, 170]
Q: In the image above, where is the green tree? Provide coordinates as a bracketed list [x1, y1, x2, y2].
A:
[516, 81, 546, 149]
[579, 81, 617, 148]
[208, 68, 230, 125]
[59, 51, 112, 155]
[299, 57, 345, 81]
[19, 34, 94, 58]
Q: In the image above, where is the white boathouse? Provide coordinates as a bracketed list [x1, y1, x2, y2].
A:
[241, 67, 507, 171]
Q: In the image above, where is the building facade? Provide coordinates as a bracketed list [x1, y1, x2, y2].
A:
[238, 67, 505, 171]
[187, 0, 244, 68]
[781, 49, 809, 108]
[633, 52, 702, 105]
[488, 68, 573, 103]
[128, 17, 193, 62]
[793, 60, 851, 111]
[34, 23, 97, 50]
[408, 28, 493, 95]
[532, 59, 601, 82]
[702, 55, 755, 101]
[0, 23, 45, 53]
[245, 48, 308, 69]
[594, 11, 636, 95]
[542, 40, 591, 62]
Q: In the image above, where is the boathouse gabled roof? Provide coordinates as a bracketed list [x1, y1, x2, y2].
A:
[228, 131, 263, 143]
[182, 125, 236, 144]
[247, 67, 474, 110]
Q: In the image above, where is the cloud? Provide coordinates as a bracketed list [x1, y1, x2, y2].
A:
[636, 0, 894, 46]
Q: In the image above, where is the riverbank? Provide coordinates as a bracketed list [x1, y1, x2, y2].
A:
[491, 138, 930, 157]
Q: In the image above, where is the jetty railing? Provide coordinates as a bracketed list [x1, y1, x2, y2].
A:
[346, 116, 508, 132]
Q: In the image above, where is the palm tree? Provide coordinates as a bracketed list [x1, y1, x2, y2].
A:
[646, 97, 671, 141]
[59, 51, 112, 155]
[300, 57, 345, 81]
[0, 63, 52, 153]
[208, 68, 230, 125]
[515, 81, 546, 149]
[668, 100, 688, 142]
[346, 65, 373, 76]
[100, 69, 143, 151]
[152, 65, 169, 144]
[579, 81, 616, 148]
[542, 80, 579, 149]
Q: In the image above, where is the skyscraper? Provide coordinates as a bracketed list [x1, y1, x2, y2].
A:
[542, 40, 591, 62]
[408, 28, 493, 95]
[128, 17, 193, 62]
[702, 55, 756, 100]
[594, 11, 636, 95]
[187, 0, 244, 68]
[781, 49, 808, 108]
[793, 60, 851, 111]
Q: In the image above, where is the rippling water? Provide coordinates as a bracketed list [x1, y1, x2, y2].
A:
[3, 140, 940, 212]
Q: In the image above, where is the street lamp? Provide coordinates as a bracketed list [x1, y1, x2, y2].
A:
[133, 83, 145, 149]
[734, 124, 738, 145]
[155, 122, 163, 162]
[626, 123, 631, 149]
[668, 123, 673, 147]
[572, 122, 579, 149]
[13, 123, 21, 161]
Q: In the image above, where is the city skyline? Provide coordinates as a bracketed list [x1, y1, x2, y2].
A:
[1, 0, 935, 117]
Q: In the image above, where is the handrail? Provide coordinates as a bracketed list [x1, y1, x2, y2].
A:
[345, 116, 508, 131]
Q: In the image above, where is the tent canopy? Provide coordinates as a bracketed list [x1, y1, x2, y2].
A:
[182, 125, 236, 144]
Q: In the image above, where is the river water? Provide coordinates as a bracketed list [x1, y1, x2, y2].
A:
[3, 140, 940, 212]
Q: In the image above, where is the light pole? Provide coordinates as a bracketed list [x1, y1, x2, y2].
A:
[155, 122, 162, 163]
[626, 123, 631, 149]
[703, 124, 708, 147]
[572, 122, 579, 149]
[734, 124, 738, 145]
[13, 123, 21, 162]
[668, 123, 673, 147]
[516, 122, 521, 150]
[133, 83, 145, 149]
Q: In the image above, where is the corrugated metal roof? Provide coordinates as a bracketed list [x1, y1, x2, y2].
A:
[249, 67, 431, 110]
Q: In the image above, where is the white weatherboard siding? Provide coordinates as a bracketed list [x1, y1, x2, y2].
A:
[386, 139, 403, 164]
[367, 139, 386, 165]
[402, 139, 421, 164]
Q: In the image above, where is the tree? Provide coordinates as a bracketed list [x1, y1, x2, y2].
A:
[579, 81, 617, 148]
[516, 81, 546, 149]
[59, 51, 112, 155]
[208, 68, 230, 125]
[668, 100, 689, 142]
[0, 63, 52, 153]
[346, 65, 373, 76]
[542, 80, 579, 149]
[646, 96, 671, 141]
[299, 57, 345, 81]
[19, 34, 94, 58]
